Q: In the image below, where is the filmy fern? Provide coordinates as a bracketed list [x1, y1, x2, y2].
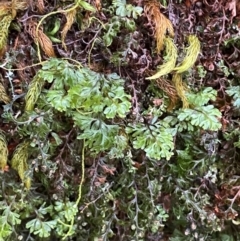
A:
[126, 117, 175, 160]
[226, 86, 240, 108]
[112, 0, 143, 19]
[37, 58, 131, 154]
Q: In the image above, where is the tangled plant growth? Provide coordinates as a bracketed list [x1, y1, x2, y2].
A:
[0, 0, 240, 240]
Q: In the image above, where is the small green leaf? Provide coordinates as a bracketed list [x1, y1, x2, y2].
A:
[126, 121, 175, 160]
[116, 5, 127, 16]
[26, 219, 57, 238]
[78, 1, 96, 12]
[5, 210, 21, 225]
[51, 132, 63, 145]
[177, 105, 222, 131]
[226, 86, 240, 108]
[47, 90, 71, 112]
[187, 87, 217, 106]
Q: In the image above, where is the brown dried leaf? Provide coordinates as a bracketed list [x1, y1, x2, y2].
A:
[36, 0, 45, 14]
[27, 20, 55, 57]
[61, 8, 77, 50]
[37, 30, 56, 57]
[95, 0, 102, 11]
[101, 165, 116, 175]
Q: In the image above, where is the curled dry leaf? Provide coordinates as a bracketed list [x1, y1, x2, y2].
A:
[11, 0, 28, 11]
[11, 0, 28, 18]
[0, 2, 12, 15]
[61, 8, 77, 50]
[37, 30, 56, 57]
[27, 20, 56, 57]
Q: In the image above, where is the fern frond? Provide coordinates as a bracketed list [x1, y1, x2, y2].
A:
[25, 73, 45, 111]
[146, 37, 177, 80]
[174, 35, 200, 73]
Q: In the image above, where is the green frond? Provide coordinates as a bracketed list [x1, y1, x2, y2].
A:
[174, 35, 200, 73]
[146, 37, 177, 80]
